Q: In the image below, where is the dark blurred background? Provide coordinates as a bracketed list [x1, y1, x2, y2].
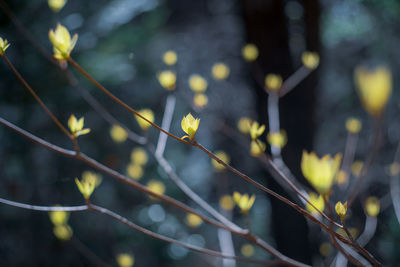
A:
[1, 0, 400, 266]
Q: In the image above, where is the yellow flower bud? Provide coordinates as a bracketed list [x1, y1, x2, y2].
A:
[265, 74, 282, 91]
[157, 70, 176, 90]
[135, 109, 154, 131]
[193, 93, 208, 108]
[211, 151, 230, 172]
[302, 51, 320, 69]
[185, 213, 203, 228]
[212, 63, 230, 80]
[53, 224, 73, 241]
[68, 114, 90, 137]
[49, 208, 70, 226]
[301, 151, 342, 194]
[130, 148, 148, 165]
[351, 161, 363, 177]
[305, 192, 325, 216]
[126, 163, 144, 180]
[110, 125, 128, 143]
[219, 195, 234, 211]
[335, 201, 348, 219]
[345, 118, 362, 134]
[189, 74, 208, 93]
[249, 121, 265, 140]
[267, 130, 287, 148]
[48, 23, 78, 60]
[0, 37, 10, 56]
[181, 113, 200, 141]
[147, 180, 165, 199]
[354, 66, 392, 117]
[75, 176, 96, 200]
[242, 44, 259, 62]
[162, 50, 177, 66]
[48, 0, 67, 13]
[241, 244, 255, 257]
[365, 196, 380, 217]
[233, 192, 255, 214]
[237, 117, 252, 134]
[250, 139, 266, 157]
[116, 253, 135, 267]
[82, 171, 102, 188]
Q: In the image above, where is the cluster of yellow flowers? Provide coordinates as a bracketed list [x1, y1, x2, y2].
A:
[75, 171, 102, 200]
[127, 147, 148, 180]
[49, 207, 72, 241]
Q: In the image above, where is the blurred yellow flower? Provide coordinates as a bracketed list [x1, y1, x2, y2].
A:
[233, 192, 255, 214]
[75, 176, 96, 200]
[49, 209, 69, 226]
[189, 74, 208, 93]
[242, 44, 259, 62]
[345, 118, 362, 134]
[212, 63, 230, 80]
[0, 37, 10, 56]
[241, 243, 255, 257]
[351, 161, 363, 177]
[267, 130, 287, 148]
[211, 151, 230, 172]
[82, 171, 102, 188]
[130, 148, 148, 165]
[68, 114, 90, 137]
[219, 195, 234, 211]
[48, 23, 77, 60]
[110, 125, 128, 143]
[127, 163, 144, 180]
[162, 50, 177, 66]
[335, 170, 348, 185]
[147, 180, 165, 197]
[265, 74, 282, 91]
[135, 109, 154, 131]
[354, 66, 392, 117]
[185, 213, 203, 228]
[116, 253, 135, 267]
[181, 113, 200, 141]
[53, 224, 73, 241]
[365, 196, 380, 217]
[250, 139, 266, 157]
[301, 151, 342, 194]
[249, 121, 265, 140]
[301, 51, 320, 69]
[335, 201, 348, 220]
[305, 192, 325, 216]
[48, 0, 67, 12]
[193, 93, 208, 108]
[237, 117, 252, 134]
[157, 70, 176, 90]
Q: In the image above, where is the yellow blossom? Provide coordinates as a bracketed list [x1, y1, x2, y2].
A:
[189, 74, 208, 93]
[68, 114, 90, 137]
[48, 0, 67, 12]
[249, 121, 265, 140]
[49, 208, 70, 226]
[302, 51, 320, 69]
[301, 151, 342, 194]
[267, 130, 287, 148]
[211, 151, 230, 172]
[233, 192, 255, 214]
[48, 23, 78, 60]
[242, 44, 259, 62]
[110, 125, 128, 143]
[365, 196, 380, 217]
[130, 148, 148, 165]
[82, 171, 102, 188]
[162, 50, 177, 66]
[335, 170, 349, 185]
[354, 66, 392, 117]
[335, 201, 348, 220]
[212, 63, 230, 80]
[127, 163, 144, 180]
[219, 195, 234, 211]
[157, 70, 176, 90]
[135, 109, 154, 131]
[250, 139, 266, 157]
[0, 37, 10, 56]
[116, 253, 135, 267]
[185, 213, 203, 228]
[305, 192, 325, 216]
[75, 176, 96, 200]
[53, 224, 73, 241]
[351, 161, 363, 177]
[193, 93, 208, 108]
[241, 244, 255, 257]
[181, 113, 200, 141]
[345, 118, 362, 134]
[147, 180, 165, 198]
[237, 117, 252, 134]
[265, 74, 282, 91]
